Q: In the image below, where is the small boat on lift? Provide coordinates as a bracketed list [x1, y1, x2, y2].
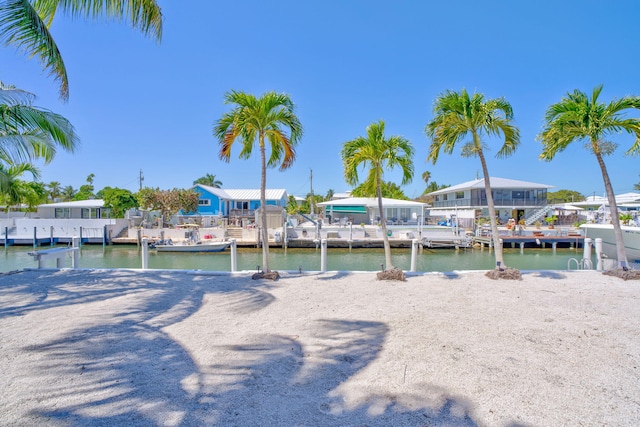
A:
[152, 239, 230, 253]
[151, 224, 230, 253]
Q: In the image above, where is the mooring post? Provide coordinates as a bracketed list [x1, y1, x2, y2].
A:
[410, 239, 419, 272]
[72, 237, 80, 268]
[230, 238, 237, 272]
[594, 238, 603, 271]
[320, 238, 327, 272]
[583, 237, 592, 267]
[141, 238, 149, 269]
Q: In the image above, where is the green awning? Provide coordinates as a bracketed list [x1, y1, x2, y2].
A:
[327, 205, 367, 214]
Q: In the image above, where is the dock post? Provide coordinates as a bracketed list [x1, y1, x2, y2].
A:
[72, 237, 79, 268]
[519, 242, 524, 254]
[594, 238, 603, 270]
[50, 226, 54, 246]
[583, 238, 592, 266]
[33, 226, 37, 248]
[79, 227, 83, 248]
[320, 238, 327, 272]
[410, 239, 419, 272]
[552, 242, 557, 253]
[141, 238, 149, 269]
[230, 239, 237, 272]
[4, 226, 8, 249]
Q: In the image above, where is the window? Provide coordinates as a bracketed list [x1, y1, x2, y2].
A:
[82, 208, 98, 218]
[443, 194, 448, 201]
[198, 199, 211, 206]
[55, 208, 70, 218]
[456, 191, 464, 199]
[512, 191, 527, 199]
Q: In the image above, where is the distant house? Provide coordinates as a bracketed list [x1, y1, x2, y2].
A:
[36, 199, 111, 219]
[426, 177, 554, 225]
[317, 197, 427, 225]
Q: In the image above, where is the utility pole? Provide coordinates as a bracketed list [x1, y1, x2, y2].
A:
[309, 168, 314, 215]
[139, 169, 144, 191]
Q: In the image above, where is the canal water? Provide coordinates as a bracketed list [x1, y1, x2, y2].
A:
[0, 244, 591, 273]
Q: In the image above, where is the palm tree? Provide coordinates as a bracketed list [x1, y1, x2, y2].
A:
[342, 120, 414, 271]
[0, 161, 40, 210]
[193, 173, 223, 188]
[0, 0, 163, 100]
[0, 82, 77, 189]
[539, 85, 640, 270]
[61, 185, 76, 201]
[425, 89, 520, 270]
[46, 180, 60, 201]
[214, 90, 303, 273]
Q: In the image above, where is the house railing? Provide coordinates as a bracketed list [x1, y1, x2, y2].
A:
[229, 209, 256, 217]
[431, 198, 548, 208]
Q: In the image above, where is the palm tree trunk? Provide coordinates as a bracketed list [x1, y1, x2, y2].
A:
[594, 151, 629, 269]
[477, 148, 505, 269]
[377, 176, 394, 270]
[259, 133, 270, 272]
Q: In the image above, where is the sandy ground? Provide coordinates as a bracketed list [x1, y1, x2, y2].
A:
[0, 268, 639, 426]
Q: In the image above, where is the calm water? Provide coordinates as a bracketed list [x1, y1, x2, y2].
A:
[0, 244, 590, 273]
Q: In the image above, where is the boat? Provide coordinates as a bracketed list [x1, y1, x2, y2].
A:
[151, 239, 230, 253]
[580, 224, 640, 262]
[150, 225, 230, 252]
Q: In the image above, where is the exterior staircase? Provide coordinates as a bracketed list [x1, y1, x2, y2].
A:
[525, 206, 553, 226]
[226, 227, 244, 240]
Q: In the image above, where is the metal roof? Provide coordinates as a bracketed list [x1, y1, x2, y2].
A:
[317, 197, 426, 208]
[224, 189, 287, 201]
[38, 199, 104, 208]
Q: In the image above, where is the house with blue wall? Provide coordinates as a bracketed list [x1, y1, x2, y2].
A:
[193, 185, 288, 219]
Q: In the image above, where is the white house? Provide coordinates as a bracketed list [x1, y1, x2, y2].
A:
[317, 197, 427, 225]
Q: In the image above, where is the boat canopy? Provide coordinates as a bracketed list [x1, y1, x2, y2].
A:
[327, 205, 367, 214]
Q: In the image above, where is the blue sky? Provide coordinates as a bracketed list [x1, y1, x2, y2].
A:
[2, 1, 639, 199]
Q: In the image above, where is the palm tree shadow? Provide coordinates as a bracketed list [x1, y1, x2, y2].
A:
[9, 270, 480, 425]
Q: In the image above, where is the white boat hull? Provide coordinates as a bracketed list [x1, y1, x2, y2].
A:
[580, 224, 640, 262]
[154, 241, 229, 253]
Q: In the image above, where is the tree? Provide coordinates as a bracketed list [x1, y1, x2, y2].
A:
[425, 89, 520, 270]
[0, 82, 78, 176]
[539, 85, 640, 270]
[214, 90, 303, 273]
[0, 0, 163, 100]
[193, 173, 223, 188]
[325, 188, 334, 201]
[74, 173, 95, 200]
[546, 189, 585, 204]
[136, 187, 199, 224]
[351, 180, 409, 200]
[61, 185, 75, 201]
[0, 162, 41, 210]
[342, 120, 414, 271]
[46, 180, 60, 201]
[100, 187, 138, 217]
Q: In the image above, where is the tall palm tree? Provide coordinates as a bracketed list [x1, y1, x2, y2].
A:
[193, 173, 223, 188]
[539, 85, 640, 270]
[425, 89, 520, 270]
[0, 0, 163, 100]
[214, 90, 303, 273]
[0, 82, 78, 170]
[342, 120, 414, 271]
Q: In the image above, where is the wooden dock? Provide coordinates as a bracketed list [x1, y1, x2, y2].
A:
[474, 234, 585, 251]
